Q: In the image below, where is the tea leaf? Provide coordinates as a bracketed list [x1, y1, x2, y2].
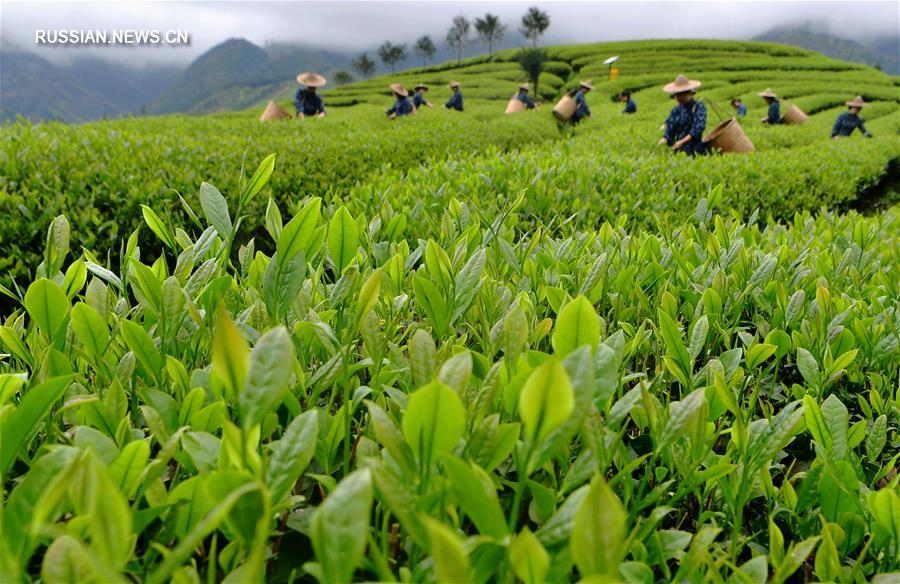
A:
[571, 473, 627, 578]
[239, 326, 293, 429]
[24, 279, 69, 344]
[402, 382, 465, 464]
[310, 469, 373, 584]
[519, 356, 574, 444]
[327, 206, 359, 275]
[552, 295, 600, 357]
[509, 527, 549, 584]
[0, 376, 73, 476]
[239, 153, 276, 208]
[212, 309, 249, 399]
[266, 410, 318, 503]
[422, 515, 473, 584]
[199, 181, 232, 239]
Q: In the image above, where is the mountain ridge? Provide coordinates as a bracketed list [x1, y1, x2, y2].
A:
[753, 25, 899, 74]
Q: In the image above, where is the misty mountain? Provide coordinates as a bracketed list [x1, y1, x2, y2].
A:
[147, 39, 353, 114]
[1, 50, 118, 123]
[0, 38, 354, 122]
[67, 57, 182, 114]
[0, 49, 181, 123]
[753, 25, 899, 74]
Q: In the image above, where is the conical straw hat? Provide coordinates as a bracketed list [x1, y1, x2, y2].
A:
[845, 96, 866, 107]
[390, 83, 409, 97]
[519, 82, 530, 91]
[579, 79, 594, 90]
[449, 80, 460, 88]
[757, 88, 778, 98]
[415, 82, 428, 91]
[296, 72, 327, 87]
[663, 74, 701, 94]
[260, 100, 291, 122]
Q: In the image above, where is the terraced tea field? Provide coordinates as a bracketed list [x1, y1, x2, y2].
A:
[1, 40, 898, 583]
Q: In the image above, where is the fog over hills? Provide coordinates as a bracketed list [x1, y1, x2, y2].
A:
[2, 14, 896, 123]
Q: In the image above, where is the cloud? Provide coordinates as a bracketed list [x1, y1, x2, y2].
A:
[2, 1, 897, 66]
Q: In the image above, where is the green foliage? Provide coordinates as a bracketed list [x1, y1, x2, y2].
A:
[1, 39, 899, 583]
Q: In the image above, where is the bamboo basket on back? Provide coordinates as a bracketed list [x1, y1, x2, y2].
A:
[506, 96, 527, 114]
[781, 104, 808, 125]
[552, 95, 576, 121]
[703, 118, 754, 153]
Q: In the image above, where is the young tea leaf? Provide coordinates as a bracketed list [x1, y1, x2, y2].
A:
[519, 356, 574, 444]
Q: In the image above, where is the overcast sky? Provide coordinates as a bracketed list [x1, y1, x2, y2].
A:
[2, 1, 898, 66]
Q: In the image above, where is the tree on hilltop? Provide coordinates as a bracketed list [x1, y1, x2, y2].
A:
[352, 53, 375, 78]
[378, 42, 408, 73]
[474, 13, 506, 57]
[446, 15, 471, 64]
[414, 35, 437, 67]
[520, 7, 550, 48]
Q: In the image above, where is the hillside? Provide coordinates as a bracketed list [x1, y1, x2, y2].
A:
[0, 50, 120, 122]
[0, 49, 181, 123]
[1, 38, 899, 584]
[66, 57, 182, 115]
[263, 37, 899, 114]
[754, 25, 900, 74]
[5, 38, 898, 283]
[147, 39, 352, 115]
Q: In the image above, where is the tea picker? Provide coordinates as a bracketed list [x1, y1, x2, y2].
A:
[657, 74, 707, 155]
[552, 80, 593, 125]
[386, 83, 415, 119]
[445, 81, 464, 112]
[619, 90, 636, 114]
[413, 83, 433, 110]
[506, 83, 536, 114]
[295, 72, 327, 119]
[758, 88, 781, 124]
[832, 96, 873, 139]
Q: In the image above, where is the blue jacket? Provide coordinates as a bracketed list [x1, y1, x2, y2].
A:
[831, 112, 871, 138]
[445, 91, 464, 111]
[295, 89, 325, 116]
[735, 103, 747, 117]
[413, 93, 428, 109]
[622, 98, 637, 114]
[516, 92, 536, 109]
[571, 91, 591, 123]
[664, 99, 707, 155]
[387, 96, 413, 117]
[766, 101, 781, 124]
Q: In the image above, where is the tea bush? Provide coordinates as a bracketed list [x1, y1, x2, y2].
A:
[1, 158, 898, 582]
[0, 110, 558, 287]
[2, 39, 899, 580]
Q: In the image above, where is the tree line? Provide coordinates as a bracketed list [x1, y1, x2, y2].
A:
[351, 6, 551, 79]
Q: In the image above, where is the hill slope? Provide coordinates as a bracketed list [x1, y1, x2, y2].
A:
[0, 50, 119, 122]
[754, 25, 900, 74]
[0, 49, 181, 123]
[1, 38, 899, 584]
[147, 39, 352, 115]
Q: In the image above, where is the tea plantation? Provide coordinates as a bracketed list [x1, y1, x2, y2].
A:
[1, 40, 898, 583]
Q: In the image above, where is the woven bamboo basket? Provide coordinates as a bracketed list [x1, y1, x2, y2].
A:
[703, 118, 754, 153]
[552, 95, 577, 121]
[506, 96, 526, 114]
[782, 104, 808, 125]
[260, 100, 292, 122]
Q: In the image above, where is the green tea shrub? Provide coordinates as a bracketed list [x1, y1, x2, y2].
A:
[1, 156, 898, 581]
